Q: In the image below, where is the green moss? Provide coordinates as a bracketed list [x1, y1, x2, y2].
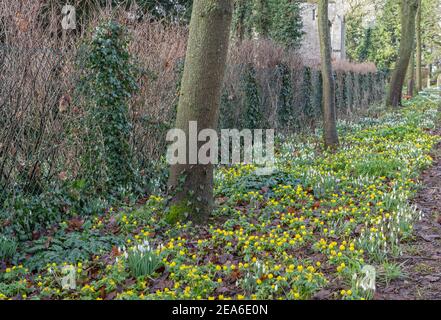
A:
[165, 198, 211, 224]
[165, 202, 193, 224]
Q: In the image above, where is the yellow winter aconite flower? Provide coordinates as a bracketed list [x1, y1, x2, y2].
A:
[2, 101, 438, 301]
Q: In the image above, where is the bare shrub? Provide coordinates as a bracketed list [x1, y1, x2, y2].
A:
[128, 17, 188, 163]
[332, 59, 377, 74]
[0, 0, 75, 197]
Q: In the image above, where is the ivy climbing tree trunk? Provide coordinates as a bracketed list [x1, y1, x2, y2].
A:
[386, 0, 419, 107]
[407, 48, 415, 97]
[234, 0, 247, 42]
[317, 0, 339, 149]
[167, 0, 233, 224]
[253, 0, 271, 37]
[416, 0, 422, 92]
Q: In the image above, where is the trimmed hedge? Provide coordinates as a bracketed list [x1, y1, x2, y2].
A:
[219, 63, 387, 132]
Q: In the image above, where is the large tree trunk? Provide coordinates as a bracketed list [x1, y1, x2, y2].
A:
[415, 0, 422, 92]
[317, 0, 339, 149]
[386, 0, 419, 107]
[167, 0, 233, 224]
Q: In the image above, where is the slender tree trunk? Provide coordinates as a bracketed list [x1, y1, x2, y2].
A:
[167, 0, 233, 224]
[318, 0, 339, 149]
[407, 48, 415, 97]
[415, 0, 422, 92]
[428, 63, 432, 88]
[386, 0, 419, 107]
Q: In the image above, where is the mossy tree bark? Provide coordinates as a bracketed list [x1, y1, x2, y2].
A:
[386, 0, 419, 107]
[317, 0, 339, 149]
[415, 0, 422, 92]
[167, 0, 234, 224]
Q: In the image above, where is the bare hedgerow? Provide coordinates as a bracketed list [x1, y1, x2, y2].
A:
[0, 0, 76, 198]
[127, 16, 188, 164]
[332, 59, 377, 74]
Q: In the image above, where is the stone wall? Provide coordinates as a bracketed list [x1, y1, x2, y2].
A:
[299, 0, 348, 61]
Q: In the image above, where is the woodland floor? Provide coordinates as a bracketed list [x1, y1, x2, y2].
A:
[376, 127, 441, 300]
[2, 98, 441, 300]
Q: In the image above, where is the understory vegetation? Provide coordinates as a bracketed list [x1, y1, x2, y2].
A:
[1, 96, 439, 300]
